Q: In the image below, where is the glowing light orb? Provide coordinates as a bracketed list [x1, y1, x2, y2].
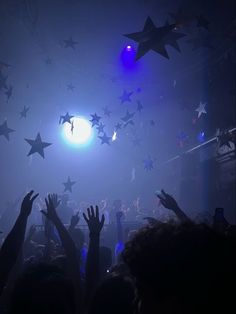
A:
[126, 45, 132, 51]
[112, 131, 117, 141]
[63, 117, 93, 145]
[120, 44, 136, 68]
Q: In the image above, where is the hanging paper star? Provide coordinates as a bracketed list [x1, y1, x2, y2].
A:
[67, 84, 75, 91]
[103, 106, 112, 117]
[195, 101, 207, 118]
[59, 112, 74, 125]
[119, 90, 133, 104]
[98, 133, 111, 145]
[5, 85, 13, 101]
[143, 156, 154, 171]
[63, 37, 78, 50]
[0, 120, 15, 141]
[63, 176, 76, 193]
[90, 113, 101, 127]
[137, 100, 143, 112]
[25, 133, 52, 158]
[115, 123, 122, 130]
[20, 106, 30, 118]
[121, 110, 135, 123]
[195, 15, 210, 30]
[124, 17, 182, 60]
[217, 130, 233, 149]
[96, 122, 105, 134]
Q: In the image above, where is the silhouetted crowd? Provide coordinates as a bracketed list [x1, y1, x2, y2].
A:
[0, 190, 236, 314]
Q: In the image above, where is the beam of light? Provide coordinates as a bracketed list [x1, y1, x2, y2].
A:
[112, 131, 117, 141]
[62, 116, 93, 147]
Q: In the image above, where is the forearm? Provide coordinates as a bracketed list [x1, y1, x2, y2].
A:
[173, 206, 191, 223]
[85, 233, 100, 298]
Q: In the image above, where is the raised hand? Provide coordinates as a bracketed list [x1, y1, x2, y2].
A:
[70, 212, 80, 229]
[20, 191, 39, 217]
[41, 194, 60, 222]
[157, 190, 179, 211]
[83, 206, 105, 235]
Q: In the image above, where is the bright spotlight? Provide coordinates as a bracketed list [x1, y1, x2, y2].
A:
[62, 116, 93, 146]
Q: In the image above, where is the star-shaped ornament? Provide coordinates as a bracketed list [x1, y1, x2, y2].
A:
[0, 120, 15, 141]
[115, 123, 122, 130]
[143, 156, 155, 171]
[121, 110, 135, 123]
[67, 84, 75, 91]
[90, 113, 101, 127]
[195, 101, 207, 118]
[59, 112, 74, 125]
[217, 130, 233, 149]
[119, 90, 133, 104]
[124, 17, 183, 60]
[137, 100, 143, 112]
[25, 133, 52, 158]
[98, 133, 111, 145]
[63, 37, 78, 50]
[20, 106, 30, 118]
[103, 106, 112, 117]
[96, 122, 105, 134]
[63, 176, 76, 193]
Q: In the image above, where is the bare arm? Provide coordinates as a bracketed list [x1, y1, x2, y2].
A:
[157, 190, 191, 223]
[0, 191, 38, 296]
[83, 206, 104, 307]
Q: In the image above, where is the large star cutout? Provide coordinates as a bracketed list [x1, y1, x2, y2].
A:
[195, 101, 207, 118]
[90, 113, 101, 127]
[63, 176, 76, 193]
[63, 37, 78, 50]
[103, 106, 112, 117]
[96, 122, 105, 134]
[217, 130, 233, 149]
[119, 90, 133, 104]
[59, 112, 74, 125]
[143, 156, 155, 171]
[121, 110, 135, 123]
[25, 133, 52, 158]
[20, 106, 30, 118]
[164, 22, 186, 52]
[0, 121, 15, 141]
[124, 17, 182, 60]
[98, 133, 111, 145]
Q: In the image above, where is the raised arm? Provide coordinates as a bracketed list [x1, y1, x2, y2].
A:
[0, 191, 38, 295]
[157, 190, 191, 223]
[83, 206, 104, 306]
[41, 194, 81, 312]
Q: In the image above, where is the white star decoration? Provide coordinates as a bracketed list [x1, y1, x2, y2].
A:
[195, 101, 207, 118]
